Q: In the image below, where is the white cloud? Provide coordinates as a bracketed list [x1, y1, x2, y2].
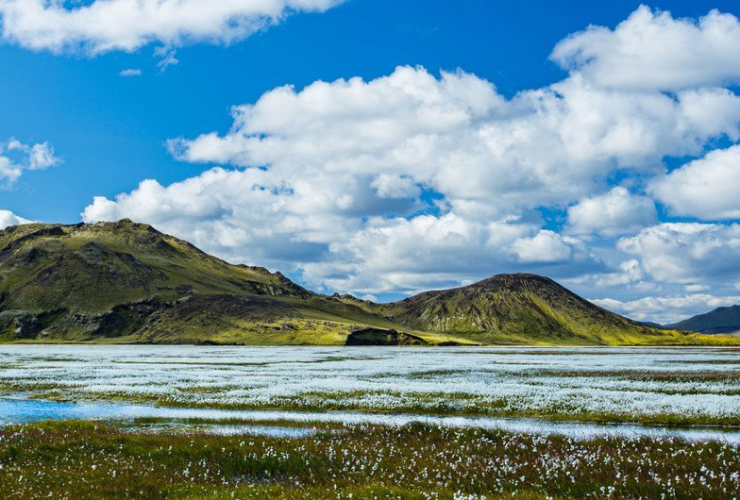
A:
[590, 259, 644, 288]
[304, 215, 596, 295]
[81, 6, 740, 314]
[84, 63, 740, 295]
[552, 5, 740, 91]
[0, 209, 29, 229]
[119, 68, 142, 77]
[154, 47, 179, 71]
[618, 223, 740, 284]
[510, 230, 574, 264]
[83, 175, 597, 295]
[0, 0, 343, 55]
[169, 66, 740, 217]
[0, 0, 342, 55]
[83, 168, 334, 267]
[566, 187, 657, 237]
[0, 139, 61, 187]
[594, 294, 740, 325]
[371, 174, 421, 200]
[651, 145, 740, 220]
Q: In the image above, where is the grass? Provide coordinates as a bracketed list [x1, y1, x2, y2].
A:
[1, 420, 738, 499]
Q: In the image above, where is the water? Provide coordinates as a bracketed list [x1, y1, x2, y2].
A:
[3, 345, 740, 438]
[2, 398, 739, 443]
[0, 399, 315, 437]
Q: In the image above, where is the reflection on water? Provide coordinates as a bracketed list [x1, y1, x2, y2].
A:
[2, 398, 740, 443]
[0, 399, 315, 438]
[133, 423, 316, 438]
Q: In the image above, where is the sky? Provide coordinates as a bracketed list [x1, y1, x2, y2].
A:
[2, 0, 740, 324]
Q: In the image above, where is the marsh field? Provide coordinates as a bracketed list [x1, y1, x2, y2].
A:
[2, 346, 740, 499]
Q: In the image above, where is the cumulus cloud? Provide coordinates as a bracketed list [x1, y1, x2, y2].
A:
[510, 230, 575, 264]
[169, 66, 740, 216]
[651, 145, 740, 220]
[0, 209, 29, 229]
[590, 259, 644, 288]
[83, 7, 740, 310]
[84, 55, 740, 294]
[303, 215, 597, 294]
[0, 139, 61, 187]
[567, 187, 657, 237]
[552, 5, 740, 91]
[0, 0, 344, 55]
[618, 223, 740, 284]
[593, 294, 740, 325]
[83, 170, 598, 295]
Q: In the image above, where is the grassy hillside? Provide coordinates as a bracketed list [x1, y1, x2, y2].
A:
[0, 221, 468, 345]
[363, 274, 725, 346]
[0, 220, 734, 346]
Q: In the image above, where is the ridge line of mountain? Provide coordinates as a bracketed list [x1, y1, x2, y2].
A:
[0, 220, 737, 346]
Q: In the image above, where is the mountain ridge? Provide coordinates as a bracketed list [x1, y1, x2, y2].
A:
[372, 273, 674, 345]
[0, 220, 734, 346]
[665, 305, 740, 335]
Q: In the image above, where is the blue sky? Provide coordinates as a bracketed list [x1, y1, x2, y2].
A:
[2, 0, 740, 323]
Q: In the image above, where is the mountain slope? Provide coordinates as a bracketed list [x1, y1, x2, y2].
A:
[0, 220, 731, 346]
[0, 220, 425, 345]
[665, 305, 740, 335]
[368, 274, 691, 345]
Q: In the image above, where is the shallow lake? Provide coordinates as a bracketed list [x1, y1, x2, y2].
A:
[2, 345, 740, 436]
[2, 398, 740, 443]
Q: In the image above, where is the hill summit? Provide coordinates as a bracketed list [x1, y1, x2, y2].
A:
[0, 220, 726, 346]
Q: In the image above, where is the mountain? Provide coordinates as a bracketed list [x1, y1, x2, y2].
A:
[366, 274, 690, 345]
[0, 220, 730, 346]
[0, 220, 414, 345]
[665, 305, 740, 335]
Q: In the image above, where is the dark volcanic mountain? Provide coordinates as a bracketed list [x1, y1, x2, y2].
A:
[0, 220, 723, 346]
[665, 305, 740, 335]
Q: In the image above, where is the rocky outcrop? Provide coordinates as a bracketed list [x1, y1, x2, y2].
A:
[345, 328, 429, 346]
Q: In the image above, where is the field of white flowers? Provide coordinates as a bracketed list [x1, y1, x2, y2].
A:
[2, 346, 740, 425]
[4, 419, 739, 498]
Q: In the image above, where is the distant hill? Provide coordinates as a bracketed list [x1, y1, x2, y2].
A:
[0, 220, 732, 346]
[665, 306, 740, 335]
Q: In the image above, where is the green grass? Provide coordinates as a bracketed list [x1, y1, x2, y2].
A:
[1, 421, 738, 499]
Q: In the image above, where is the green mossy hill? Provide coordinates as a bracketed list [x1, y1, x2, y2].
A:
[0, 220, 412, 345]
[0, 220, 732, 345]
[370, 274, 720, 345]
[0, 220, 309, 313]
